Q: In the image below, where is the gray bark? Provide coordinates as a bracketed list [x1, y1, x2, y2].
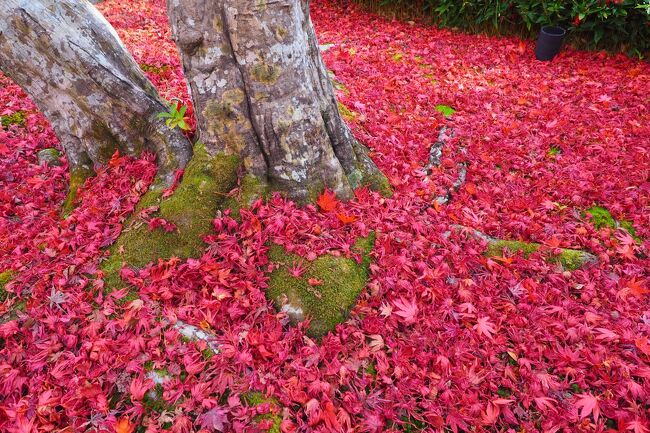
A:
[0, 0, 192, 183]
[167, 0, 387, 202]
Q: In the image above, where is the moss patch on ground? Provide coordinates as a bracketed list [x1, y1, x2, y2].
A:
[485, 239, 595, 271]
[241, 392, 282, 433]
[586, 205, 639, 240]
[101, 142, 240, 289]
[0, 270, 15, 302]
[37, 148, 63, 166]
[1, 111, 26, 128]
[266, 233, 375, 337]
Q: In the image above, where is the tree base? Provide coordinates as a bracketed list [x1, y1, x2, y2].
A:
[101, 142, 240, 289]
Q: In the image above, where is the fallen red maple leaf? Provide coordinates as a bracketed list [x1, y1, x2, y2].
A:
[336, 212, 357, 224]
[316, 188, 339, 212]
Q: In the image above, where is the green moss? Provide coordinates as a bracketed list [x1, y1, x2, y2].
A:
[0, 270, 15, 302]
[338, 102, 357, 122]
[1, 111, 26, 128]
[101, 142, 240, 290]
[139, 63, 170, 75]
[222, 174, 269, 219]
[62, 166, 94, 216]
[266, 233, 375, 337]
[486, 239, 540, 258]
[486, 239, 595, 271]
[143, 383, 168, 412]
[328, 70, 350, 94]
[241, 392, 282, 433]
[365, 361, 377, 377]
[435, 104, 456, 117]
[619, 220, 639, 241]
[497, 386, 512, 398]
[358, 165, 392, 197]
[586, 205, 640, 242]
[587, 206, 616, 230]
[547, 146, 561, 158]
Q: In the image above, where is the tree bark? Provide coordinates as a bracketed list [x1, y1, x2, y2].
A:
[0, 0, 192, 184]
[167, 0, 388, 203]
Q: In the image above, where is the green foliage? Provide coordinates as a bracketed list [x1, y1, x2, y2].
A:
[547, 145, 561, 157]
[356, 0, 650, 55]
[157, 101, 190, 131]
[586, 206, 617, 229]
[586, 205, 639, 240]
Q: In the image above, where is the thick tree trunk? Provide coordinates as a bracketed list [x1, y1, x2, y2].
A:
[167, 0, 389, 203]
[0, 0, 192, 184]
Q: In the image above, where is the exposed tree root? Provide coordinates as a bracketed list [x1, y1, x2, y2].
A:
[450, 225, 597, 270]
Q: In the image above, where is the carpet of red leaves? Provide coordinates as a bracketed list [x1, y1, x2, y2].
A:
[1, 1, 649, 432]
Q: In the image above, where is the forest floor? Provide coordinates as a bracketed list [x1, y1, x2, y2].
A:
[1, 0, 649, 432]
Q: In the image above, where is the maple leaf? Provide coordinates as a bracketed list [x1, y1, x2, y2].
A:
[575, 393, 600, 422]
[197, 406, 229, 432]
[114, 418, 134, 433]
[626, 420, 650, 433]
[473, 317, 497, 340]
[533, 396, 557, 412]
[129, 376, 152, 401]
[336, 212, 357, 224]
[316, 189, 339, 212]
[393, 297, 418, 324]
[635, 338, 650, 358]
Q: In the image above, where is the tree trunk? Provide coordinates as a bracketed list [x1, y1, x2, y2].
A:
[0, 0, 192, 185]
[167, 0, 389, 203]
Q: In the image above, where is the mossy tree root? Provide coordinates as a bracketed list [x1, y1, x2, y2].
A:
[101, 142, 240, 289]
[451, 225, 597, 271]
[266, 233, 376, 338]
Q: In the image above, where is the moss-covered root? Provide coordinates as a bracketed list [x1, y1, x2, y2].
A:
[101, 142, 240, 289]
[241, 392, 282, 433]
[485, 239, 596, 271]
[451, 225, 596, 271]
[266, 233, 375, 338]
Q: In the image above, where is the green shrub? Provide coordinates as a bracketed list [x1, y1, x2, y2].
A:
[352, 0, 650, 56]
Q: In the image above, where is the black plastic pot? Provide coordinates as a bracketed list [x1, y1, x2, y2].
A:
[535, 26, 566, 61]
